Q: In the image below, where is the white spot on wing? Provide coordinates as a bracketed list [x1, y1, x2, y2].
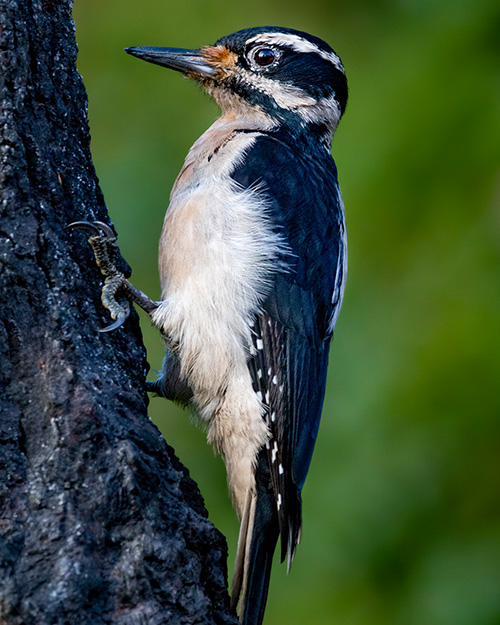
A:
[256, 338, 263, 350]
[327, 183, 347, 334]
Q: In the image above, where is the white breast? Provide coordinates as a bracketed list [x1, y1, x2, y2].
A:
[151, 117, 288, 516]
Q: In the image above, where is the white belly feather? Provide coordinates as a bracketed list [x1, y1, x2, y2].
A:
[151, 119, 287, 516]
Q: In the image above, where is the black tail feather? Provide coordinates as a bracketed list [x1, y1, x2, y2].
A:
[241, 456, 280, 625]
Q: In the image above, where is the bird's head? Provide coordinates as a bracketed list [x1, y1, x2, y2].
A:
[126, 26, 347, 144]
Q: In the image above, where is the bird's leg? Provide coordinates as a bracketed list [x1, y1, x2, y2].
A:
[68, 221, 193, 402]
[68, 221, 159, 332]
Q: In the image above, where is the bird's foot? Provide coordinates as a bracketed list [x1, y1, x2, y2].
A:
[68, 220, 158, 332]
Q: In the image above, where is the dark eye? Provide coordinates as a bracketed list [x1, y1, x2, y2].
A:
[251, 47, 276, 67]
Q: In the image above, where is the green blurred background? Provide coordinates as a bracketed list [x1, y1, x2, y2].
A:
[73, 1, 500, 623]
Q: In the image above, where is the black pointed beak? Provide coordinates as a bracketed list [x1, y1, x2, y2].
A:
[125, 46, 216, 78]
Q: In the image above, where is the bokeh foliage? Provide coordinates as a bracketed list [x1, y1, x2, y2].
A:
[73, 1, 500, 623]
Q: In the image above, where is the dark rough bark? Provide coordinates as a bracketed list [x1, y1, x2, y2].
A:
[0, 2, 238, 624]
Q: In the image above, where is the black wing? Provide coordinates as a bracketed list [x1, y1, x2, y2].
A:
[232, 131, 346, 565]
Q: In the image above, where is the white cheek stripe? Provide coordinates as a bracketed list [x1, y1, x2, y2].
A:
[296, 92, 342, 138]
[245, 32, 345, 74]
[246, 71, 316, 110]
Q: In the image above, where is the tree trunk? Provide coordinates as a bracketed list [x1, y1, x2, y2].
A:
[0, 2, 237, 624]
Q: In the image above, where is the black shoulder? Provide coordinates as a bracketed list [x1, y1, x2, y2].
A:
[237, 132, 346, 565]
[231, 131, 340, 212]
[231, 131, 345, 342]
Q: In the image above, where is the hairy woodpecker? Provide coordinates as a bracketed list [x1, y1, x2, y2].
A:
[72, 26, 348, 625]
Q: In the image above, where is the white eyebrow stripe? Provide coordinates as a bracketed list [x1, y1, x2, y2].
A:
[245, 32, 345, 74]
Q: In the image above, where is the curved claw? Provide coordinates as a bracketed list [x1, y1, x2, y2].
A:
[98, 311, 129, 333]
[67, 220, 116, 239]
[67, 220, 103, 236]
[92, 221, 116, 239]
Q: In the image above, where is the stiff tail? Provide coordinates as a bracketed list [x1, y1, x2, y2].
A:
[231, 455, 280, 625]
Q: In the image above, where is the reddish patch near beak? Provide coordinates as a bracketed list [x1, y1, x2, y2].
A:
[200, 45, 239, 72]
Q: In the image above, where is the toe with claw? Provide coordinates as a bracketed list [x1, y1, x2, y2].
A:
[68, 220, 158, 331]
